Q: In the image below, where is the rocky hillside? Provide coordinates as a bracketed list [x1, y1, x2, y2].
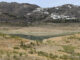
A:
[0, 2, 80, 26]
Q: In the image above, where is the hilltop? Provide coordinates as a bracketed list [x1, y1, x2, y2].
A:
[0, 2, 80, 26]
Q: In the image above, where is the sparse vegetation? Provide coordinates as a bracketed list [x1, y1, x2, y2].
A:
[0, 27, 80, 60]
[13, 47, 20, 49]
[62, 45, 75, 54]
[0, 2, 80, 60]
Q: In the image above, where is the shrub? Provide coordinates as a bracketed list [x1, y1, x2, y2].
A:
[38, 51, 48, 57]
[60, 55, 69, 60]
[62, 45, 75, 54]
[13, 47, 20, 49]
[49, 53, 58, 59]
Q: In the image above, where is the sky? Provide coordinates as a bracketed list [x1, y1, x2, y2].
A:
[0, 0, 80, 8]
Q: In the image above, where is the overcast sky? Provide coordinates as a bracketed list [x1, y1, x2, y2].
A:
[0, 0, 80, 7]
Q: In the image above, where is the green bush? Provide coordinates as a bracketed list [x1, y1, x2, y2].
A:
[38, 51, 48, 57]
[62, 45, 75, 54]
[13, 47, 20, 49]
[49, 53, 58, 59]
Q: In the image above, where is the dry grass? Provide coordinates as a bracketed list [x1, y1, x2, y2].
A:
[0, 23, 80, 36]
[0, 24, 80, 60]
[0, 33, 80, 60]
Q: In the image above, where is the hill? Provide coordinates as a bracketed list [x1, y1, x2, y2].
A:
[0, 2, 80, 26]
[0, 33, 80, 60]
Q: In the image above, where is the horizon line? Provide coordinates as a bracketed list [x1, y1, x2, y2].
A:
[0, 1, 80, 8]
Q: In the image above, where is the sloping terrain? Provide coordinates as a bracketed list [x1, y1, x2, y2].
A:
[0, 2, 80, 26]
[0, 32, 80, 60]
[0, 33, 45, 60]
[0, 1, 80, 60]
